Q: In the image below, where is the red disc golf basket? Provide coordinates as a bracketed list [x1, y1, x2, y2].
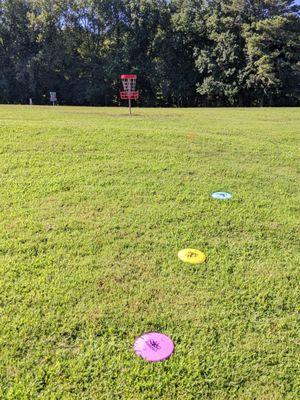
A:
[120, 74, 139, 114]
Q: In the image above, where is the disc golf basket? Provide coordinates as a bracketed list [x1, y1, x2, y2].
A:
[120, 74, 139, 115]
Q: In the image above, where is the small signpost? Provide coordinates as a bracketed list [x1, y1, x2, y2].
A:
[50, 92, 57, 106]
[120, 74, 139, 115]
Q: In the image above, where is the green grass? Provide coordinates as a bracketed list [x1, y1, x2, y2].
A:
[0, 105, 299, 399]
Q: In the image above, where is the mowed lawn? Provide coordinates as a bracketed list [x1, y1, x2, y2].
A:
[0, 105, 299, 399]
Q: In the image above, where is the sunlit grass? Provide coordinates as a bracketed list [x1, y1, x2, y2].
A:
[0, 105, 299, 399]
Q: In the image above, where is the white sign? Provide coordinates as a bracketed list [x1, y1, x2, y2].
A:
[50, 92, 57, 102]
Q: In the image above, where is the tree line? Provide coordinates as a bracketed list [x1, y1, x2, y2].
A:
[0, 0, 300, 107]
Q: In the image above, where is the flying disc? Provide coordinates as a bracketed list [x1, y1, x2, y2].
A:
[134, 332, 174, 362]
[212, 191, 232, 200]
[178, 248, 206, 264]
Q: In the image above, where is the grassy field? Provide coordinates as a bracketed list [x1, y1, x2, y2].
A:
[0, 105, 299, 399]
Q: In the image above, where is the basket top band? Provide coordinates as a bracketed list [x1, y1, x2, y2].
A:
[121, 74, 137, 79]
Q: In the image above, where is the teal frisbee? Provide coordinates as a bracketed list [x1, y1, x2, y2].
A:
[212, 192, 232, 200]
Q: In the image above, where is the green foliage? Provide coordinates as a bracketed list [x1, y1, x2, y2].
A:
[0, 0, 299, 105]
[243, 15, 300, 105]
[0, 105, 299, 398]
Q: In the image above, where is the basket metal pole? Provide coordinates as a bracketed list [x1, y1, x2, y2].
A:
[129, 98, 131, 115]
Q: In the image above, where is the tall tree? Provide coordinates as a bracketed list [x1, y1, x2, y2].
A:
[0, 0, 33, 103]
[195, 0, 246, 105]
[243, 14, 300, 105]
[169, 0, 206, 106]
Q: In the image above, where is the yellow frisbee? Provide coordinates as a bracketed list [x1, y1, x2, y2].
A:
[178, 248, 206, 264]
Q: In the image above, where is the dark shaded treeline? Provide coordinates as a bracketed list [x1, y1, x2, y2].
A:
[0, 0, 299, 106]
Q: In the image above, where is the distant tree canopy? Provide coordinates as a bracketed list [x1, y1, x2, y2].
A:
[0, 0, 299, 106]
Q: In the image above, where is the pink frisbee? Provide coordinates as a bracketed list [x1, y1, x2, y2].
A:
[134, 332, 174, 362]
